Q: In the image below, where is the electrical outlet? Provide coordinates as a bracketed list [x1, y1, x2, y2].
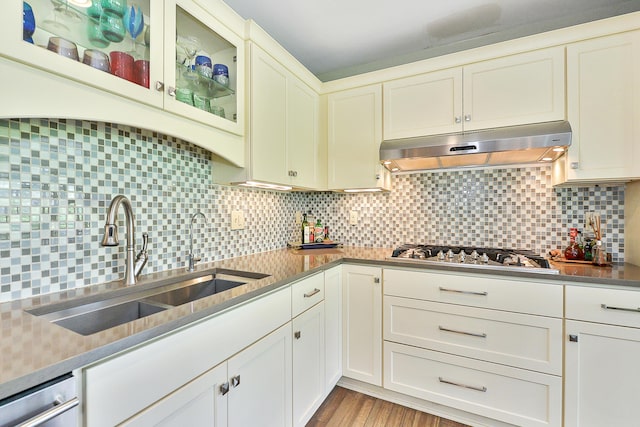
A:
[231, 210, 245, 230]
[349, 210, 359, 225]
[295, 211, 302, 224]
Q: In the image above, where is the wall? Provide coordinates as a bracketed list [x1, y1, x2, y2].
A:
[0, 118, 625, 301]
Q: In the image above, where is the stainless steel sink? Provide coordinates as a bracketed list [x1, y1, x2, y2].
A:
[27, 269, 270, 335]
[53, 300, 168, 336]
[145, 278, 245, 306]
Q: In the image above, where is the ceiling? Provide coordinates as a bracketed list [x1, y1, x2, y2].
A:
[223, 0, 640, 82]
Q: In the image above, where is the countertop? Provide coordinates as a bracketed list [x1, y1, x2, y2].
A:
[2, 246, 640, 401]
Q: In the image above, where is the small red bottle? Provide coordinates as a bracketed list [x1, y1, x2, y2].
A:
[565, 228, 584, 260]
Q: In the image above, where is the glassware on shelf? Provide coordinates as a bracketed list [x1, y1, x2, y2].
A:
[23, 2, 36, 43]
[177, 35, 200, 81]
[100, 9, 125, 43]
[42, 0, 81, 32]
[101, 0, 126, 17]
[123, 4, 144, 57]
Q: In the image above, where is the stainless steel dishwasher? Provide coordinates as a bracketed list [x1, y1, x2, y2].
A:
[0, 374, 78, 427]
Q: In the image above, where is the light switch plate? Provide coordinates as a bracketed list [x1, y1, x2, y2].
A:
[349, 210, 358, 225]
[295, 211, 302, 224]
[231, 210, 245, 230]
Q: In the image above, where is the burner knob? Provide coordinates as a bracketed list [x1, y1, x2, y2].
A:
[447, 249, 455, 259]
[459, 252, 466, 262]
[437, 251, 445, 260]
[481, 253, 489, 263]
[470, 250, 479, 260]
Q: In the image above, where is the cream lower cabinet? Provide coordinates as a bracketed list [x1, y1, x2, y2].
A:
[82, 287, 291, 427]
[127, 323, 293, 427]
[327, 85, 391, 191]
[342, 264, 382, 386]
[554, 30, 640, 185]
[122, 361, 228, 427]
[324, 266, 343, 393]
[383, 268, 563, 427]
[227, 323, 293, 427]
[565, 285, 640, 427]
[292, 302, 325, 427]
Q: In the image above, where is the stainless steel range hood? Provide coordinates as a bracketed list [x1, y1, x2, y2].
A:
[380, 121, 571, 172]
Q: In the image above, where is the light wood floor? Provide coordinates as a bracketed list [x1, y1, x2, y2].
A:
[306, 386, 470, 427]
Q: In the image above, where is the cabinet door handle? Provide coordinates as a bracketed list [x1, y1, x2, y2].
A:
[294, 331, 301, 339]
[374, 277, 380, 284]
[231, 375, 241, 388]
[219, 382, 230, 395]
[438, 326, 487, 338]
[438, 377, 487, 393]
[304, 288, 320, 298]
[464, 114, 471, 122]
[155, 81, 164, 92]
[167, 86, 176, 97]
[601, 303, 640, 313]
[439, 287, 488, 296]
[455, 116, 462, 124]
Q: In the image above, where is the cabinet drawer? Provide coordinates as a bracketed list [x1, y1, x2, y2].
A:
[566, 285, 640, 327]
[291, 272, 324, 317]
[384, 268, 563, 317]
[384, 341, 562, 427]
[84, 287, 291, 427]
[384, 296, 562, 375]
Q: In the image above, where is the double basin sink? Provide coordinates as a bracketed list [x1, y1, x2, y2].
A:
[27, 269, 269, 336]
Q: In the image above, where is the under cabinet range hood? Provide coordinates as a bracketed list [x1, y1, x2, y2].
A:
[380, 121, 572, 172]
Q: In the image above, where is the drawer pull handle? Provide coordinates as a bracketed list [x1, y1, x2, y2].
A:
[438, 377, 487, 393]
[304, 288, 321, 298]
[601, 304, 640, 313]
[439, 287, 488, 296]
[439, 326, 487, 338]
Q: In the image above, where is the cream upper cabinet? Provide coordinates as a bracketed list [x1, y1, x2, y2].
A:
[215, 43, 320, 189]
[383, 47, 565, 140]
[462, 47, 565, 131]
[555, 30, 640, 185]
[328, 85, 391, 191]
[0, 0, 246, 165]
[383, 68, 463, 139]
[249, 43, 288, 185]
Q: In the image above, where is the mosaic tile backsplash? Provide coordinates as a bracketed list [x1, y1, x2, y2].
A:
[0, 118, 625, 301]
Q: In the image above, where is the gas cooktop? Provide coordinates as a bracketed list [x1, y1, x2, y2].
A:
[389, 244, 559, 275]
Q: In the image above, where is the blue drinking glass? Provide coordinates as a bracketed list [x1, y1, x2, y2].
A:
[23, 2, 36, 41]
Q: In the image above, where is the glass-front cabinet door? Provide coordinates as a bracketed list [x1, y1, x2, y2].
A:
[0, 0, 164, 108]
[164, 0, 244, 135]
[0, 0, 244, 136]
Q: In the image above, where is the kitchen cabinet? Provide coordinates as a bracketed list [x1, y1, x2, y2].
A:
[565, 285, 640, 427]
[214, 42, 320, 189]
[324, 266, 342, 393]
[382, 268, 563, 427]
[292, 301, 325, 427]
[383, 47, 565, 139]
[227, 323, 292, 427]
[327, 85, 391, 191]
[0, 0, 245, 164]
[553, 30, 640, 185]
[82, 287, 291, 427]
[342, 264, 382, 386]
[121, 361, 228, 426]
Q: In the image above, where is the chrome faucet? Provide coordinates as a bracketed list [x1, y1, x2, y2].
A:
[101, 195, 149, 285]
[188, 211, 208, 272]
